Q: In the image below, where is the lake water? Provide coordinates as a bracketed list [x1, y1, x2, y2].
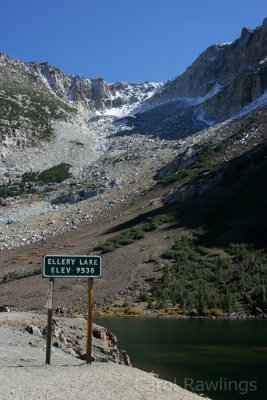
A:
[95, 317, 267, 400]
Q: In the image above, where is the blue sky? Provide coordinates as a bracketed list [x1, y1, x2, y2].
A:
[1, 0, 266, 83]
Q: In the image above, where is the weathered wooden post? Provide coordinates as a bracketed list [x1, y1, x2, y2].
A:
[46, 277, 54, 364]
[86, 278, 94, 364]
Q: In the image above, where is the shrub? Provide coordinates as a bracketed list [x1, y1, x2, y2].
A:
[155, 299, 167, 309]
[227, 243, 249, 261]
[196, 145, 215, 165]
[154, 232, 266, 313]
[158, 169, 189, 185]
[143, 221, 158, 231]
[127, 307, 144, 316]
[94, 211, 180, 254]
[210, 308, 224, 317]
[22, 163, 72, 184]
[38, 163, 72, 183]
[99, 243, 117, 254]
[145, 256, 157, 263]
[103, 309, 114, 316]
[1, 268, 40, 284]
[95, 227, 146, 253]
[22, 171, 39, 182]
[139, 291, 150, 301]
[147, 300, 154, 309]
[223, 290, 240, 313]
[200, 308, 211, 316]
[161, 250, 177, 260]
[0, 183, 28, 199]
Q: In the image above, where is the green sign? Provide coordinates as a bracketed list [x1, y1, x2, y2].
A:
[43, 255, 102, 278]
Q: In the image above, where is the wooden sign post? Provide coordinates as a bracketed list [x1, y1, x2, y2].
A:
[46, 277, 54, 365]
[42, 255, 102, 365]
[86, 278, 94, 364]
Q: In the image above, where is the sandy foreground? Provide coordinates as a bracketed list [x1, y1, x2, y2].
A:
[0, 312, 204, 400]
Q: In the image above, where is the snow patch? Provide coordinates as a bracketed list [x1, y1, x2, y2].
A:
[97, 82, 163, 118]
[196, 108, 214, 126]
[238, 89, 267, 117]
[183, 83, 222, 106]
[151, 82, 223, 110]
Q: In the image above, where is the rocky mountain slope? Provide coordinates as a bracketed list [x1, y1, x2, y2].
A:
[1, 18, 267, 167]
[0, 18, 267, 251]
[0, 103, 266, 318]
[118, 17, 267, 138]
[0, 19, 267, 314]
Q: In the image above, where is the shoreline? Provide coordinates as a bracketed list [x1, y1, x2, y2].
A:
[0, 311, 205, 400]
[93, 307, 267, 321]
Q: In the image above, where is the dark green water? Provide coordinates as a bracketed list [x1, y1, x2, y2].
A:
[95, 317, 267, 400]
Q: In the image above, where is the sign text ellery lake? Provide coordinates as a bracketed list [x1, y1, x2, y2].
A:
[43, 255, 102, 278]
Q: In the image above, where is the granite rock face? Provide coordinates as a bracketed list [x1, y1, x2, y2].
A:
[156, 148, 196, 180]
[122, 18, 267, 138]
[1, 19, 267, 147]
[0, 19, 267, 229]
[153, 19, 267, 102]
[27, 61, 160, 113]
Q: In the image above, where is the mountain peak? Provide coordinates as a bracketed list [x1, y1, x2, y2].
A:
[0, 18, 267, 142]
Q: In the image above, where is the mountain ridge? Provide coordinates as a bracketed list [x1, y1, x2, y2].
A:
[0, 18, 267, 248]
[0, 19, 267, 318]
[1, 18, 267, 145]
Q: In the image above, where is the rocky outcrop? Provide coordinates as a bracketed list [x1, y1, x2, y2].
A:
[1, 18, 267, 148]
[27, 61, 159, 112]
[0, 312, 131, 365]
[151, 18, 267, 107]
[50, 187, 105, 205]
[164, 172, 223, 204]
[119, 18, 267, 138]
[23, 315, 131, 365]
[156, 148, 196, 180]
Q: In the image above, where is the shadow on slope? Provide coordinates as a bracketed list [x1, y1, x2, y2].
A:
[105, 152, 267, 251]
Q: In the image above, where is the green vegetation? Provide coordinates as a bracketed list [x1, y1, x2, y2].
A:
[157, 144, 219, 187]
[151, 155, 267, 315]
[95, 228, 145, 254]
[143, 212, 178, 231]
[0, 182, 31, 199]
[21, 171, 39, 182]
[157, 141, 267, 200]
[227, 243, 249, 261]
[149, 233, 267, 314]
[195, 145, 215, 166]
[139, 290, 150, 301]
[158, 170, 189, 185]
[99, 130, 267, 315]
[0, 164, 72, 199]
[228, 117, 257, 141]
[1, 268, 40, 284]
[22, 163, 72, 184]
[38, 163, 72, 183]
[0, 71, 75, 140]
[95, 211, 179, 254]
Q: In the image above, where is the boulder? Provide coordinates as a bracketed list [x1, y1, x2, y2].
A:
[0, 305, 11, 312]
[25, 325, 42, 337]
[156, 148, 196, 180]
[0, 198, 8, 207]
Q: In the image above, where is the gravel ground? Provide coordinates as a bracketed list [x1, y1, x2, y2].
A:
[0, 312, 204, 400]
